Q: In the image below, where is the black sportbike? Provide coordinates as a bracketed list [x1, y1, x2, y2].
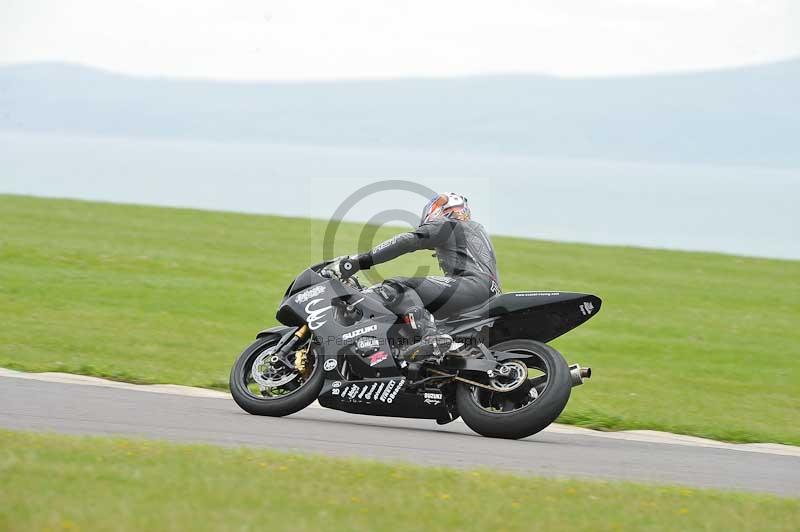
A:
[230, 262, 599, 439]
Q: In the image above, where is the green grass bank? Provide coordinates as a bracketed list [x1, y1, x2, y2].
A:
[0, 194, 798, 443]
[1, 430, 797, 531]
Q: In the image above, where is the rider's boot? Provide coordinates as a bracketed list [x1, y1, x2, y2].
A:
[399, 307, 453, 364]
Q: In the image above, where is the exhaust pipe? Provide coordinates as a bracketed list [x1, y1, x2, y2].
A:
[569, 364, 592, 387]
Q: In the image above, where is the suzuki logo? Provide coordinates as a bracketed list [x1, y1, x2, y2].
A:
[342, 324, 378, 341]
[305, 298, 332, 330]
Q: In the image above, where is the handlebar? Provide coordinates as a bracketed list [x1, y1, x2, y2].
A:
[320, 263, 364, 291]
[349, 275, 364, 291]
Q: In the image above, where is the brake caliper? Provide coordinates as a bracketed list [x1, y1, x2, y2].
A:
[294, 346, 310, 378]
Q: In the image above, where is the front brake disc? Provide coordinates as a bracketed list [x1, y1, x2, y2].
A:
[252, 348, 299, 389]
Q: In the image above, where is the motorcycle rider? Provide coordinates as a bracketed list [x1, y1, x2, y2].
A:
[328, 192, 501, 362]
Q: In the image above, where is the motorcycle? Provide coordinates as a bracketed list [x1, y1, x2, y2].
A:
[230, 261, 599, 439]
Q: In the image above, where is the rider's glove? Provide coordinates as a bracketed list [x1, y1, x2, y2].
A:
[325, 253, 371, 280]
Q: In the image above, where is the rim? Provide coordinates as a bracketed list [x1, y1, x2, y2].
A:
[469, 348, 551, 414]
[240, 340, 318, 400]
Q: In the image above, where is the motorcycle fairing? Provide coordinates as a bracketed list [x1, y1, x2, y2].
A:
[276, 278, 405, 378]
[282, 267, 327, 299]
[317, 377, 449, 419]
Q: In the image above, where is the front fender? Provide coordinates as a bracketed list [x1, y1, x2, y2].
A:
[256, 325, 298, 341]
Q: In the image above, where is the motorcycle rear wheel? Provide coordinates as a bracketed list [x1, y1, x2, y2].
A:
[456, 339, 571, 439]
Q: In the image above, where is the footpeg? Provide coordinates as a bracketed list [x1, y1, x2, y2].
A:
[399, 334, 452, 364]
[427, 334, 453, 356]
[448, 341, 464, 352]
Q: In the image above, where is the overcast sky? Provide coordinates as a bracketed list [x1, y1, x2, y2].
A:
[2, 0, 799, 80]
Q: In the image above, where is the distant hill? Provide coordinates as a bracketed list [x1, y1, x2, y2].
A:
[1, 60, 799, 166]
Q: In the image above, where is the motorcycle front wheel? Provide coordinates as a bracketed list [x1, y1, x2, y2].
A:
[230, 335, 324, 416]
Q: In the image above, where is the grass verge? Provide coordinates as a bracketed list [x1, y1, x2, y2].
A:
[1, 195, 798, 443]
[0, 430, 797, 532]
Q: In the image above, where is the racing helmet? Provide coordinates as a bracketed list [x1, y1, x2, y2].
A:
[420, 192, 471, 225]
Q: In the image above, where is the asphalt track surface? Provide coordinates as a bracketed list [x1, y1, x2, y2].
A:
[1, 371, 798, 497]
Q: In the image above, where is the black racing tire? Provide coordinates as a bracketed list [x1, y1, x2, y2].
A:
[456, 339, 571, 440]
[230, 335, 324, 417]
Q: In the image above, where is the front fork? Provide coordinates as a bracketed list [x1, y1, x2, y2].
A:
[274, 324, 310, 368]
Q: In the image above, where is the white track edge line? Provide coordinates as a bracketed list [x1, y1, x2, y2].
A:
[1, 368, 797, 457]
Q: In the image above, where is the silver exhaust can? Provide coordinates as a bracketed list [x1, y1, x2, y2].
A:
[569, 363, 592, 387]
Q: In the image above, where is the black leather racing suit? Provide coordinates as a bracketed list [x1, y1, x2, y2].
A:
[356, 218, 502, 319]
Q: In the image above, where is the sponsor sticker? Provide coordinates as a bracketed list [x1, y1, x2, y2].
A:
[386, 379, 404, 403]
[305, 299, 332, 330]
[342, 324, 378, 341]
[295, 285, 326, 304]
[323, 359, 338, 371]
[579, 301, 595, 316]
[357, 337, 381, 352]
[364, 382, 378, 400]
[369, 351, 388, 366]
[380, 380, 395, 402]
[423, 392, 443, 405]
[333, 378, 405, 404]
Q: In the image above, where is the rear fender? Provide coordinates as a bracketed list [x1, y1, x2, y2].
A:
[493, 350, 533, 362]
